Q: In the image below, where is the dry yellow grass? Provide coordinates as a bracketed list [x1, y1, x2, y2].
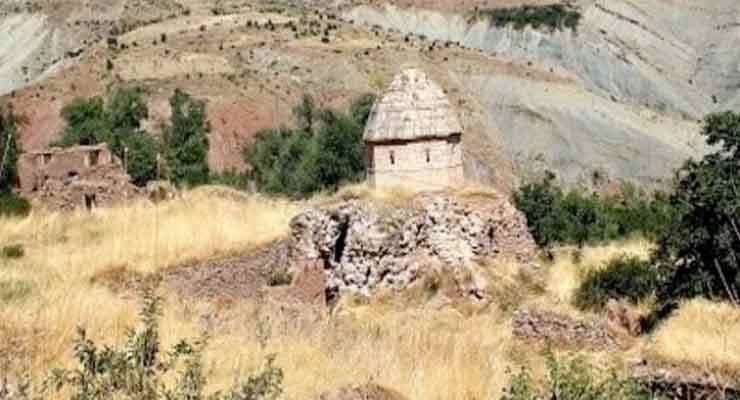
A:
[649, 299, 740, 377]
[0, 187, 302, 379]
[2, 187, 739, 398]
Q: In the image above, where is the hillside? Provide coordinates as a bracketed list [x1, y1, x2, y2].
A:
[2, 0, 737, 188]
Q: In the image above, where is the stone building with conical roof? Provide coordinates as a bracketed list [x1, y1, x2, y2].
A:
[364, 68, 464, 190]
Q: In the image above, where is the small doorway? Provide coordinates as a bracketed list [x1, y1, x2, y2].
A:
[84, 194, 97, 210]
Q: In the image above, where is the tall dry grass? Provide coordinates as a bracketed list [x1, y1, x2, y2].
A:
[0, 187, 302, 379]
[2, 186, 740, 398]
[648, 299, 740, 377]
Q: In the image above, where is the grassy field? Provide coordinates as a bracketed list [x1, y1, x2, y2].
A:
[1, 185, 738, 399]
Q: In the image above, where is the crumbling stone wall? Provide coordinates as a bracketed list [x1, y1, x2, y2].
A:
[367, 135, 464, 191]
[16, 144, 139, 210]
[289, 191, 537, 300]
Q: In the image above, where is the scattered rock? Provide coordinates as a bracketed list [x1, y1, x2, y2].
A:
[513, 309, 617, 350]
[633, 363, 740, 400]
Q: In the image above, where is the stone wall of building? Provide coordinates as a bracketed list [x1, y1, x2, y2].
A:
[16, 144, 139, 210]
[17, 145, 116, 193]
[367, 135, 463, 191]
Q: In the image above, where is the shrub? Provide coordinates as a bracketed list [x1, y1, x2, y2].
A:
[164, 89, 210, 187]
[655, 111, 740, 304]
[574, 255, 659, 311]
[46, 289, 284, 400]
[502, 351, 649, 400]
[210, 170, 252, 191]
[1, 244, 24, 259]
[268, 269, 293, 287]
[478, 4, 582, 32]
[0, 193, 31, 218]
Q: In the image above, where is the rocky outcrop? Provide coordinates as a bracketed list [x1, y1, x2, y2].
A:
[289, 192, 537, 300]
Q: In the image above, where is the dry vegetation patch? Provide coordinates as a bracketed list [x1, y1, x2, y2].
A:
[649, 299, 740, 377]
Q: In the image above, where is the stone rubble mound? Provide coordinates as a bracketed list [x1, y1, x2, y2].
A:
[289, 191, 537, 299]
[512, 309, 618, 350]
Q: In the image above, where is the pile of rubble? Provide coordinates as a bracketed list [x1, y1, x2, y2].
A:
[512, 309, 618, 350]
[289, 191, 537, 300]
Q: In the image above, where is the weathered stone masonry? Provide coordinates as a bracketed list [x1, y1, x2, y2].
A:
[364, 68, 465, 191]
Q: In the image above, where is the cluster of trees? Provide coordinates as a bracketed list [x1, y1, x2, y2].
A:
[244, 94, 374, 198]
[516, 111, 740, 308]
[58, 87, 210, 187]
[478, 4, 582, 31]
[513, 178, 675, 249]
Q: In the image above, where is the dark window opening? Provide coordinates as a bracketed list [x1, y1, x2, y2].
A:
[390, 151, 395, 165]
[425, 149, 430, 163]
[89, 150, 100, 166]
[84, 194, 97, 210]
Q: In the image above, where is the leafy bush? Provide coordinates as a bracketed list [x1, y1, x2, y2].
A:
[0, 193, 31, 218]
[58, 87, 161, 186]
[513, 176, 675, 248]
[268, 269, 293, 287]
[574, 255, 659, 311]
[502, 351, 649, 400]
[210, 170, 252, 191]
[1, 244, 24, 259]
[655, 111, 740, 304]
[46, 289, 283, 400]
[478, 4, 582, 32]
[164, 89, 210, 188]
[244, 94, 373, 198]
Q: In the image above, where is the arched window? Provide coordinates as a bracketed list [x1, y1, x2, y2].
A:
[425, 149, 430, 163]
[390, 150, 395, 165]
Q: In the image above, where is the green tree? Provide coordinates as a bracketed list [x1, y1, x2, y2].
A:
[310, 110, 365, 191]
[0, 105, 23, 193]
[656, 111, 740, 304]
[59, 97, 107, 146]
[165, 89, 210, 187]
[244, 94, 373, 198]
[58, 87, 160, 186]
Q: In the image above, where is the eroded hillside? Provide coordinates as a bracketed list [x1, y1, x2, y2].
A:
[2, 0, 735, 187]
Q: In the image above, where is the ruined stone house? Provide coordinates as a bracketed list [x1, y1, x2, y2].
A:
[364, 68, 464, 190]
[17, 144, 139, 210]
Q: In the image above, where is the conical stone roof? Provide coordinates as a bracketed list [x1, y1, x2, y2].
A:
[364, 69, 462, 143]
